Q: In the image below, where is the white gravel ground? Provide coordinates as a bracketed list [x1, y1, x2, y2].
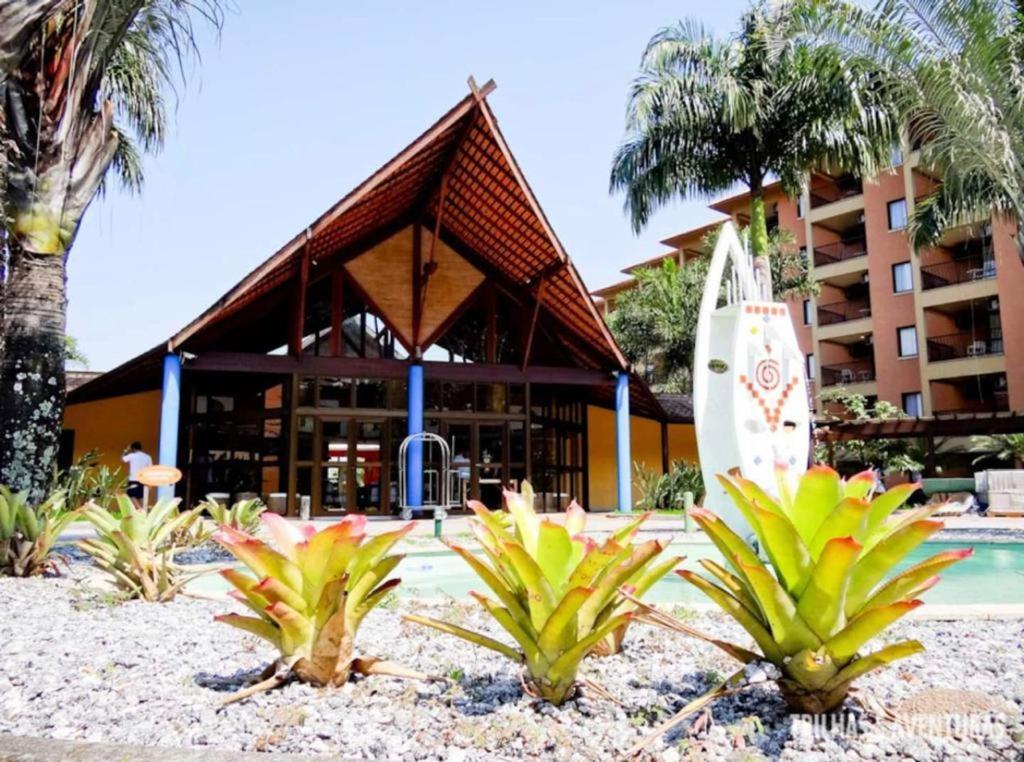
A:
[0, 571, 1022, 760]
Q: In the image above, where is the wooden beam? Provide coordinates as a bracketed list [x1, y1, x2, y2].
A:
[329, 268, 344, 356]
[521, 276, 548, 372]
[184, 351, 613, 387]
[289, 241, 311, 357]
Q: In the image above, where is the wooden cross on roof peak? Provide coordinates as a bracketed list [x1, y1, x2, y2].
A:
[467, 76, 497, 102]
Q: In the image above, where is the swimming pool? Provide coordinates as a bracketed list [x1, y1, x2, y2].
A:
[193, 540, 1024, 606]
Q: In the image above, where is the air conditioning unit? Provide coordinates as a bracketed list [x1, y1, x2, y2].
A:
[857, 213, 866, 224]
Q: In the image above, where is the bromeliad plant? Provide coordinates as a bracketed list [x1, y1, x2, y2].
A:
[670, 465, 971, 713]
[78, 496, 209, 601]
[213, 514, 417, 701]
[201, 496, 265, 534]
[0, 487, 79, 576]
[405, 483, 680, 704]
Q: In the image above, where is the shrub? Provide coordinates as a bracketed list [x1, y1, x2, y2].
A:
[77, 496, 208, 601]
[634, 459, 705, 511]
[405, 483, 680, 704]
[214, 514, 415, 697]
[0, 487, 78, 576]
[667, 465, 970, 713]
[52, 449, 126, 510]
[201, 496, 265, 534]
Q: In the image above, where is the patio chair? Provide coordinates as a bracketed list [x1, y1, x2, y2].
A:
[839, 368, 855, 384]
[984, 469, 1024, 517]
[966, 340, 987, 357]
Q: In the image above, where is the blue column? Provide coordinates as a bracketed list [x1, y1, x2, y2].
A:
[615, 371, 632, 512]
[157, 353, 182, 500]
[406, 363, 424, 509]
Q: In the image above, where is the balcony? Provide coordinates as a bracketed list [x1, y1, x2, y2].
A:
[818, 298, 872, 326]
[920, 256, 996, 290]
[813, 237, 868, 268]
[926, 331, 1004, 363]
[930, 372, 1009, 414]
[809, 173, 863, 209]
[820, 360, 876, 388]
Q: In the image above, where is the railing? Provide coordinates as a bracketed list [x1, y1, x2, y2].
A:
[813, 237, 868, 267]
[926, 331, 1004, 362]
[809, 174, 863, 209]
[920, 256, 996, 290]
[933, 395, 1009, 415]
[817, 299, 872, 326]
[820, 360, 876, 387]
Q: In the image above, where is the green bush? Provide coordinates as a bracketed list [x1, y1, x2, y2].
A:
[633, 459, 705, 511]
[0, 487, 79, 576]
[52, 449, 126, 510]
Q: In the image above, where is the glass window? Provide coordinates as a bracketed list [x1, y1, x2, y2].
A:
[898, 326, 918, 357]
[475, 383, 507, 413]
[902, 392, 923, 417]
[318, 377, 351, 408]
[802, 299, 813, 326]
[354, 378, 387, 408]
[890, 143, 903, 167]
[425, 381, 445, 411]
[445, 383, 474, 412]
[297, 377, 316, 407]
[887, 199, 908, 230]
[296, 416, 315, 462]
[508, 384, 526, 415]
[796, 195, 805, 219]
[892, 262, 913, 293]
[805, 353, 816, 380]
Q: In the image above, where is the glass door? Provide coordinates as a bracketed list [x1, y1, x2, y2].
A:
[353, 420, 384, 512]
[477, 423, 505, 507]
[320, 419, 349, 513]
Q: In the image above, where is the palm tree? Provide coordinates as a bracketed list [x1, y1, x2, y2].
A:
[608, 227, 816, 393]
[971, 434, 1024, 468]
[610, 0, 899, 256]
[0, 0, 225, 498]
[786, 0, 1024, 252]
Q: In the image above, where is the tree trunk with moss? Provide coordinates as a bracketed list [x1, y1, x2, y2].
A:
[749, 190, 769, 257]
[0, 238, 66, 499]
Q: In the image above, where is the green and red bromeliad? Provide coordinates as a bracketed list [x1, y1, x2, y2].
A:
[661, 464, 973, 713]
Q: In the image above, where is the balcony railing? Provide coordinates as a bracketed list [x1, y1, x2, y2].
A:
[813, 237, 868, 267]
[933, 395, 1009, 415]
[817, 299, 872, 326]
[926, 331, 1004, 362]
[809, 174, 863, 209]
[920, 256, 996, 290]
[820, 360, 876, 387]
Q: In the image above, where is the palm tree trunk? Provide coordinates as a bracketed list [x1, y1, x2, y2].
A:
[0, 236, 66, 500]
[749, 191, 769, 257]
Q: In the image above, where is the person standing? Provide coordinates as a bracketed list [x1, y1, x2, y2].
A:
[122, 442, 153, 508]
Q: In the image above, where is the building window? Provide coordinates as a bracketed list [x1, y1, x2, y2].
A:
[897, 326, 918, 357]
[890, 143, 903, 167]
[802, 299, 813, 325]
[806, 353, 816, 380]
[797, 195, 805, 219]
[902, 391, 923, 417]
[887, 199, 908, 230]
[892, 262, 913, 293]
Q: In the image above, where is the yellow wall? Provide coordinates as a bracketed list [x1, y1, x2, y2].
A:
[667, 423, 698, 463]
[586, 405, 697, 511]
[63, 390, 162, 474]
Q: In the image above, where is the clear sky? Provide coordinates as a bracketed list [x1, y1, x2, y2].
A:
[69, 0, 750, 372]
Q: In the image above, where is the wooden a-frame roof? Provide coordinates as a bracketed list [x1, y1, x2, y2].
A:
[169, 78, 627, 370]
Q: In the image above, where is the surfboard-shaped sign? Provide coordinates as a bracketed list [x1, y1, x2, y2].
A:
[693, 223, 811, 534]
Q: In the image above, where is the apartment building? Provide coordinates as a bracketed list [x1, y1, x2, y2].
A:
[594, 148, 1024, 417]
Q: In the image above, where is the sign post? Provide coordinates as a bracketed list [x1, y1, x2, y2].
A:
[136, 465, 183, 507]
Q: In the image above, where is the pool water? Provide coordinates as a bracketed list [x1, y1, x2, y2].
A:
[392, 541, 1024, 606]
[192, 541, 1024, 606]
